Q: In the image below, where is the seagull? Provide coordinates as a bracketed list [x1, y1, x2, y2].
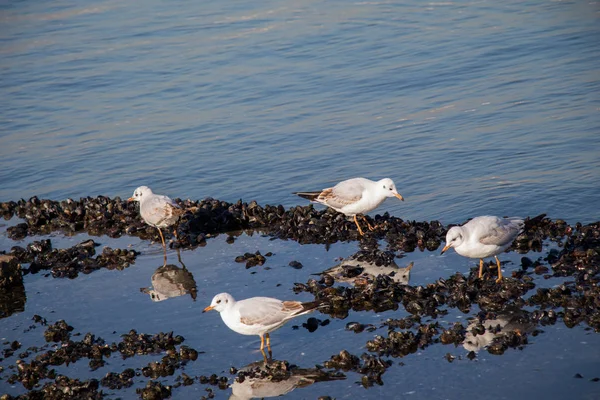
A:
[203, 293, 320, 354]
[128, 186, 184, 253]
[441, 216, 524, 283]
[293, 177, 404, 235]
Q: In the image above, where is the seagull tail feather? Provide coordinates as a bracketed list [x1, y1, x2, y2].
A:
[300, 299, 324, 314]
[293, 191, 321, 201]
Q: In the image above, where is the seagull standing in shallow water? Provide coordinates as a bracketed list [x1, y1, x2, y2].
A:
[128, 186, 184, 255]
[441, 216, 524, 283]
[203, 293, 320, 356]
[293, 177, 404, 235]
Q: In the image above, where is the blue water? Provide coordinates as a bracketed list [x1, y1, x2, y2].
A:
[1, 1, 600, 399]
[1, 0, 599, 224]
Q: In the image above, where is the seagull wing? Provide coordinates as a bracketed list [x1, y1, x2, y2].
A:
[317, 178, 365, 209]
[479, 217, 524, 247]
[237, 297, 299, 327]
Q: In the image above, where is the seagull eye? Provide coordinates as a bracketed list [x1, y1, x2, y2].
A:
[216, 299, 221, 304]
[383, 185, 386, 189]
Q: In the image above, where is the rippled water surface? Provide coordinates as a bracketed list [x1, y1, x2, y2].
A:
[1, 0, 599, 223]
[1, 0, 600, 399]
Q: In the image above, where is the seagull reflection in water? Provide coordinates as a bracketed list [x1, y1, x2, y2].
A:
[229, 359, 345, 400]
[463, 307, 536, 352]
[141, 252, 197, 302]
[319, 253, 414, 286]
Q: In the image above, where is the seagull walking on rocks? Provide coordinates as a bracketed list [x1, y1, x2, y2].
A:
[293, 177, 404, 235]
[441, 216, 524, 283]
[128, 186, 184, 255]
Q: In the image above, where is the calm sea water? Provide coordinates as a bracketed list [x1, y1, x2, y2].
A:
[1, 1, 600, 399]
[1, 0, 599, 223]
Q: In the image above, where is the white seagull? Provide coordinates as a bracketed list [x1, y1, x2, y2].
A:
[293, 177, 404, 235]
[128, 186, 184, 252]
[441, 216, 524, 282]
[203, 293, 320, 353]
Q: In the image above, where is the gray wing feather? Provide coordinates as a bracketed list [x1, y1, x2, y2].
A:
[157, 194, 179, 209]
[144, 196, 181, 225]
[320, 179, 365, 209]
[479, 218, 524, 247]
[238, 298, 290, 327]
[332, 179, 366, 198]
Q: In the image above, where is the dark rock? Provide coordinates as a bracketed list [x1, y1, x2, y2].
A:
[136, 380, 172, 400]
[289, 260, 303, 269]
[0, 255, 22, 288]
[43, 320, 74, 343]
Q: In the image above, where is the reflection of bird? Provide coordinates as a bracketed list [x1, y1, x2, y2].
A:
[321, 256, 413, 285]
[441, 216, 524, 282]
[229, 359, 345, 400]
[141, 264, 197, 302]
[203, 293, 320, 354]
[128, 186, 184, 254]
[294, 177, 404, 235]
[463, 308, 535, 352]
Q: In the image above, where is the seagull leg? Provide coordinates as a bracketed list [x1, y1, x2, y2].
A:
[260, 334, 265, 351]
[478, 259, 484, 279]
[261, 348, 268, 363]
[265, 333, 273, 361]
[157, 228, 167, 249]
[353, 215, 365, 236]
[157, 228, 168, 263]
[361, 215, 375, 231]
[495, 256, 503, 283]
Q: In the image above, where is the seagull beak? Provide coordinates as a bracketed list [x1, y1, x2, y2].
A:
[202, 305, 214, 313]
[441, 244, 451, 254]
[127, 197, 135, 202]
[394, 193, 404, 201]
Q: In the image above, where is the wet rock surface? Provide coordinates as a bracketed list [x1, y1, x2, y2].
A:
[234, 250, 269, 268]
[0, 255, 26, 319]
[1, 376, 103, 400]
[5, 238, 139, 279]
[291, 219, 599, 385]
[2, 317, 203, 397]
[135, 380, 172, 400]
[0, 255, 23, 288]
[323, 350, 391, 388]
[0, 197, 571, 257]
[1, 196, 451, 246]
[1, 197, 600, 397]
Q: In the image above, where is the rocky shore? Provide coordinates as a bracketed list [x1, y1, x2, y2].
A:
[1, 196, 599, 398]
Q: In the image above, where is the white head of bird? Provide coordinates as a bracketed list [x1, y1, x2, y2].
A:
[441, 226, 464, 254]
[203, 292, 234, 313]
[378, 178, 404, 201]
[128, 186, 153, 202]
